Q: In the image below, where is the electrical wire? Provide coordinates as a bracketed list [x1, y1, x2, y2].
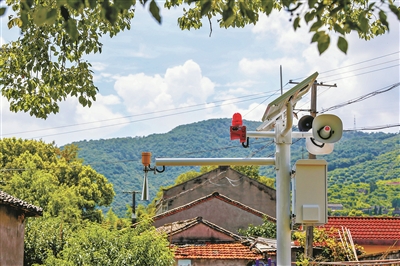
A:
[5, 91, 277, 136]
[290, 51, 399, 81]
[320, 83, 399, 113]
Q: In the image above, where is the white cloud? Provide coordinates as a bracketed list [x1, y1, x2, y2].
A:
[114, 60, 215, 114]
[91, 62, 107, 71]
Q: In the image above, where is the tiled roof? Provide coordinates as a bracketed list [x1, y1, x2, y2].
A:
[156, 216, 242, 241]
[319, 216, 400, 240]
[153, 192, 276, 222]
[173, 242, 263, 260]
[0, 190, 43, 217]
[242, 237, 301, 253]
[159, 167, 276, 202]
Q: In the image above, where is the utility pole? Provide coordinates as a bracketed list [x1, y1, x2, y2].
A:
[290, 79, 336, 259]
[123, 191, 140, 224]
[147, 72, 343, 265]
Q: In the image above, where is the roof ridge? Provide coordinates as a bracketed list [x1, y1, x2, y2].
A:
[0, 190, 43, 217]
[160, 167, 276, 202]
[153, 192, 275, 222]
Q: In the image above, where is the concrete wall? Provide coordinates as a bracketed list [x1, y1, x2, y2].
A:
[161, 168, 276, 218]
[0, 205, 25, 266]
[154, 197, 264, 233]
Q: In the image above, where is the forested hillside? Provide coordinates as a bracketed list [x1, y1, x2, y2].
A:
[72, 118, 399, 216]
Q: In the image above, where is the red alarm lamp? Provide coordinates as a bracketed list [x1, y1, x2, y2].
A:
[230, 113, 247, 144]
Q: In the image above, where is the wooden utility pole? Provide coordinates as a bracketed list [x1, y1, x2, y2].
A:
[290, 80, 337, 259]
[123, 191, 140, 224]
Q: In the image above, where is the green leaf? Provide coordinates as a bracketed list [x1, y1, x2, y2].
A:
[311, 32, 320, 43]
[379, 10, 389, 29]
[310, 20, 323, 31]
[293, 16, 300, 30]
[308, 0, 317, 8]
[0, 7, 6, 16]
[317, 32, 330, 54]
[337, 36, 348, 54]
[32, 7, 48, 26]
[358, 16, 369, 33]
[262, 0, 274, 15]
[222, 7, 235, 26]
[60, 6, 70, 21]
[200, 0, 212, 16]
[88, 0, 97, 9]
[46, 8, 58, 25]
[304, 11, 315, 23]
[388, 4, 400, 20]
[65, 19, 78, 41]
[333, 23, 345, 35]
[115, 0, 134, 10]
[246, 9, 256, 22]
[149, 0, 161, 24]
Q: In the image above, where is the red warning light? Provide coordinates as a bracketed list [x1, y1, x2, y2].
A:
[230, 113, 247, 143]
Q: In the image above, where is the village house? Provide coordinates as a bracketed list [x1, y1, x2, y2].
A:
[155, 166, 276, 218]
[320, 216, 400, 254]
[153, 191, 275, 234]
[0, 190, 43, 266]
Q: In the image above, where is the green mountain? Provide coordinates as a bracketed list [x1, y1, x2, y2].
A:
[72, 118, 399, 216]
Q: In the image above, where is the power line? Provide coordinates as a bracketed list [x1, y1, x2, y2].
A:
[4, 53, 399, 139]
[344, 124, 400, 131]
[320, 83, 399, 113]
[318, 59, 399, 80]
[5, 91, 277, 136]
[322, 64, 399, 84]
[290, 51, 399, 81]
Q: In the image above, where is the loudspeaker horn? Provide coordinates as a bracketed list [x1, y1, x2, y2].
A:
[306, 137, 334, 155]
[298, 115, 314, 132]
[312, 114, 343, 143]
[141, 173, 149, 201]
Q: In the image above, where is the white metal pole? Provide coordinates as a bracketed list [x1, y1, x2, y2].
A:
[275, 117, 293, 265]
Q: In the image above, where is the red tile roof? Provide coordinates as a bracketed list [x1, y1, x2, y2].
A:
[320, 216, 400, 241]
[173, 243, 262, 260]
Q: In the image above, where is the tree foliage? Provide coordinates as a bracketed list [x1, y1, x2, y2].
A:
[293, 227, 365, 263]
[0, 137, 173, 265]
[24, 216, 175, 266]
[0, 138, 115, 221]
[0, 0, 134, 118]
[1, 1, 398, 117]
[238, 216, 277, 238]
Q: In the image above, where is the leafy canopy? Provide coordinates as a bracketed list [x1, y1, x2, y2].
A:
[0, 0, 398, 118]
[24, 216, 175, 266]
[0, 138, 115, 222]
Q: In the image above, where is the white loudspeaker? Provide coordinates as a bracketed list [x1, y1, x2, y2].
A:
[312, 114, 343, 143]
[306, 138, 334, 155]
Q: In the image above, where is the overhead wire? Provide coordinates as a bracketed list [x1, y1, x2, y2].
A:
[5, 91, 277, 136]
[290, 51, 399, 81]
[3, 51, 399, 140]
[320, 83, 399, 113]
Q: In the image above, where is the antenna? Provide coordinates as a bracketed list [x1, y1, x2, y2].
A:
[354, 115, 356, 131]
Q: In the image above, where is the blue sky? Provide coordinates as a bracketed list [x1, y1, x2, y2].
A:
[1, 5, 399, 146]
